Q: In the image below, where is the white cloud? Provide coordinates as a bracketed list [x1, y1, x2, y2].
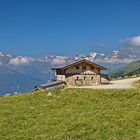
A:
[49, 55, 67, 65]
[9, 56, 35, 65]
[51, 58, 66, 65]
[95, 58, 137, 64]
[120, 35, 140, 46]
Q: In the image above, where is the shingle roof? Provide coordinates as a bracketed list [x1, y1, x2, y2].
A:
[51, 58, 107, 70]
[38, 81, 66, 88]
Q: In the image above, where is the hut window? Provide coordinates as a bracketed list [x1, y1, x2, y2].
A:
[83, 66, 86, 70]
[84, 77, 86, 80]
[77, 77, 79, 80]
[91, 66, 94, 70]
[91, 77, 94, 80]
[76, 66, 79, 70]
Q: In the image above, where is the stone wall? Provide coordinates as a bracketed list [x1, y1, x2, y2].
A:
[57, 75, 66, 81]
[65, 74, 101, 86]
[56, 74, 110, 86]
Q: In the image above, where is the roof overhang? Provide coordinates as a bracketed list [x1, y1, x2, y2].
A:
[51, 59, 107, 70]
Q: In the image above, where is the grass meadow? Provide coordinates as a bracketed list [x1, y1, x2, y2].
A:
[0, 82, 140, 140]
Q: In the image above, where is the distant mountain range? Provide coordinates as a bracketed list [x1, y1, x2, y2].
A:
[110, 60, 140, 78]
[0, 49, 139, 95]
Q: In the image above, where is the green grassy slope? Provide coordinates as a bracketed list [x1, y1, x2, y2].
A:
[0, 88, 140, 140]
[110, 60, 140, 78]
[134, 80, 140, 89]
[127, 68, 140, 76]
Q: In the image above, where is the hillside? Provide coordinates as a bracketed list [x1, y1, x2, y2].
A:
[127, 68, 140, 76]
[0, 87, 140, 140]
[110, 60, 140, 78]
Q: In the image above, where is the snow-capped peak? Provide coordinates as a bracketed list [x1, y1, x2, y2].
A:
[89, 52, 97, 58]
[0, 52, 12, 58]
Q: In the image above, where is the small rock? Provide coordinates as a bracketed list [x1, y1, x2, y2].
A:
[47, 92, 53, 96]
[5, 94, 11, 96]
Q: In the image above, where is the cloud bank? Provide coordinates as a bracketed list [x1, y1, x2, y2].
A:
[9, 56, 35, 65]
[120, 35, 140, 47]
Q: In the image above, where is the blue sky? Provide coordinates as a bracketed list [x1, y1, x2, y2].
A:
[0, 0, 140, 56]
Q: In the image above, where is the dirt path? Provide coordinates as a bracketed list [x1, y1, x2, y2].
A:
[74, 77, 140, 89]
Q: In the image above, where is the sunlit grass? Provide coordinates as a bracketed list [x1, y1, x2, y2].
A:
[0, 88, 140, 140]
[134, 80, 140, 89]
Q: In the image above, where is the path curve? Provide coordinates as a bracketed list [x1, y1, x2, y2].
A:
[75, 77, 140, 89]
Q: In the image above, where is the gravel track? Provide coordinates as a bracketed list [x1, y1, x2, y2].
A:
[75, 77, 140, 89]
